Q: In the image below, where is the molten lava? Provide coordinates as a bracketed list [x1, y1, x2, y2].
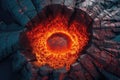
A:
[47, 32, 72, 53]
[20, 4, 92, 70]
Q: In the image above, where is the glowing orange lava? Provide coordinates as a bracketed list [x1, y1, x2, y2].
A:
[24, 15, 88, 70]
[20, 4, 92, 71]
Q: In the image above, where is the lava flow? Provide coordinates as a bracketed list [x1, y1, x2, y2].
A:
[20, 4, 92, 70]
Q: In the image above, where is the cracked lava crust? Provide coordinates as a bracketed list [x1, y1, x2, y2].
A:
[20, 4, 92, 71]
